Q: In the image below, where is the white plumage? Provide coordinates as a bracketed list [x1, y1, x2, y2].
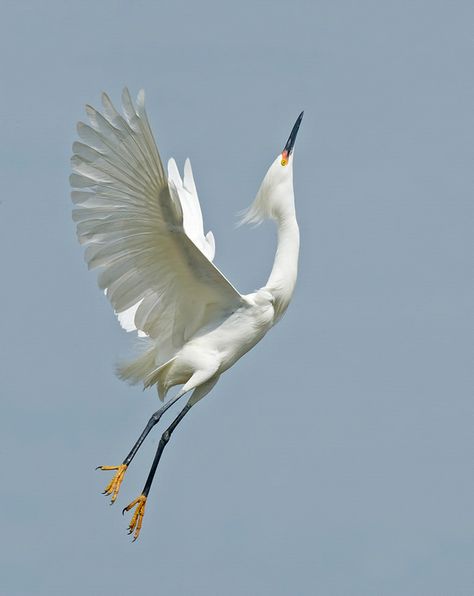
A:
[70, 89, 303, 539]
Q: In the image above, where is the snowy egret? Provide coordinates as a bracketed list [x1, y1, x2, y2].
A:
[70, 89, 303, 540]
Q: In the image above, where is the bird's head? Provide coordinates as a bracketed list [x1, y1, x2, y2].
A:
[240, 111, 304, 225]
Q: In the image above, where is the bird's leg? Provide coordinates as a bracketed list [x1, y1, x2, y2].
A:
[96, 392, 185, 504]
[122, 402, 193, 540]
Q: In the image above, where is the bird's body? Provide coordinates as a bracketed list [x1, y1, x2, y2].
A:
[70, 89, 302, 539]
[118, 189, 299, 401]
[156, 287, 275, 397]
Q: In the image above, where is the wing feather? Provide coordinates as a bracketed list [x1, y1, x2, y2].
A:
[167, 158, 216, 261]
[71, 89, 242, 365]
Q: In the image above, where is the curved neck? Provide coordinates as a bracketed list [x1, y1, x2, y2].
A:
[266, 208, 300, 320]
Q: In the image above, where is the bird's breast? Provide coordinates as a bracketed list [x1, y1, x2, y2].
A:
[182, 299, 275, 375]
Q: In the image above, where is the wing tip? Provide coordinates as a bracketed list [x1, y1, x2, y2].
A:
[137, 88, 145, 107]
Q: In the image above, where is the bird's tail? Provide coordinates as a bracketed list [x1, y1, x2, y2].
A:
[117, 346, 179, 402]
[116, 345, 157, 386]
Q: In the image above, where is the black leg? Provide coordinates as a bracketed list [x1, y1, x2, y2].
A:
[142, 402, 192, 497]
[97, 391, 185, 503]
[122, 402, 193, 540]
[124, 393, 186, 466]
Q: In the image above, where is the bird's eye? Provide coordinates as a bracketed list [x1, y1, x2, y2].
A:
[281, 158, 288, 166]
[281, 150, 289, 166]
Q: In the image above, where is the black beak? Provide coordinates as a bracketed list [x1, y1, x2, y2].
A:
[283, 111, 304, 155]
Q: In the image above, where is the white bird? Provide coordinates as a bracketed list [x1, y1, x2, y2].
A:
[71, 89, 303, 540]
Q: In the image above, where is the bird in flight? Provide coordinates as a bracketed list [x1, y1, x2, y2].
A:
[70, 89, 303, 540]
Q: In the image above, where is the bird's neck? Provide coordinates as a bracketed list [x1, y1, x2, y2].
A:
[265, 207, 300, 321]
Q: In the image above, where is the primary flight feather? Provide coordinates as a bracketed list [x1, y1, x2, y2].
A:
[70, 88, 303, 539]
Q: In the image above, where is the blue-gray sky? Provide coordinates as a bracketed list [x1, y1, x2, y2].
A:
[1, 1, 472, 594]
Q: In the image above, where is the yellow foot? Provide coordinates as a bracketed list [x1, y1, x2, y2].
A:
[96, 464, 128, 504]
[122, 495, 147, 541]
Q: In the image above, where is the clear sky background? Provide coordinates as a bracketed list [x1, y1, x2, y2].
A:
[1, 1, 472, 595]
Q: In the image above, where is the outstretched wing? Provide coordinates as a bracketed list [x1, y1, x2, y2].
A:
[71, 88, 242, 365]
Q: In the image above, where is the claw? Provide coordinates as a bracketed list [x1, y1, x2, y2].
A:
[122, 495, 147, 541]
[97, 464, 128, 504]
